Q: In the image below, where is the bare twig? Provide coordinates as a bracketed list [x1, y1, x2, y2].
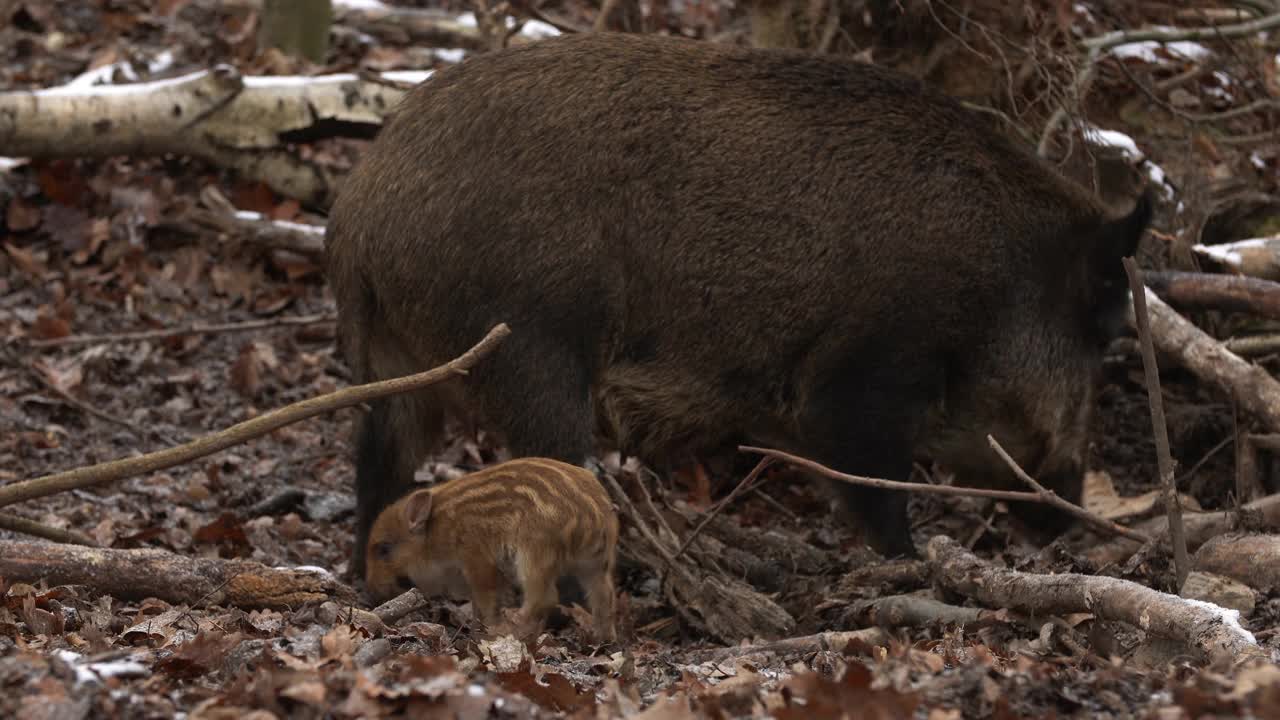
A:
[1040, 11, 1280, 156]
[372, 588, 430, 624]
[1124, 258, 1190, 591]
[5, 347, 163, 443]
[985, 436, 1152, 543]
[0, 513, 98, 546]
[669, 457, 773, 564]
[741, 444, 1149, 542]
[0, 324, 510, 511]
[27, 313, 336, 350]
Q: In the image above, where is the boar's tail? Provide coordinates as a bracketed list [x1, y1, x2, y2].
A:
[1088, 186, 1155, 342]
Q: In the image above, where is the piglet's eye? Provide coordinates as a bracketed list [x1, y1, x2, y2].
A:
[374, 542, 394, 560]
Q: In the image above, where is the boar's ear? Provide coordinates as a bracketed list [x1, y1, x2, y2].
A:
[401, 490, 435, 533]
[1088, 187, 1154, 341]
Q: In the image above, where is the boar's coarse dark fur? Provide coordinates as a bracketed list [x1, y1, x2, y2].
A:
[325, 32, 1152, 578]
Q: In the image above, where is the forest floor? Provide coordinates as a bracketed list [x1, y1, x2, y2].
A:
[2, 1, 1280, 718]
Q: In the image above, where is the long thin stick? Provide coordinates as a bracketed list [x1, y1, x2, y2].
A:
[0, 512, 99, 546]
[742, 444, 1150, 543]
[1124, 258, 1190, 591]
[0, 324, 510, 511]
[28, 313, 337, 349]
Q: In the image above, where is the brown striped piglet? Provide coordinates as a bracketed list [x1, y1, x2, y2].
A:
[363, 457, 619, 643]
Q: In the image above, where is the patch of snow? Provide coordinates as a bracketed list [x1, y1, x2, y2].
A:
[467, 684, 487, 697]
[380, 69, 435, 85]
[1181, 597, 1257, 644]
[65, 50, 174, 88]
[1176, 200, 1185, 215]
[1143, 161, 1176, 201]
[289, 565, 333, 576]
[1110, 28, 1211, 64]
[334, 0, 390, 10]
[434, 48, 466, 64]
[454, 12, 560, 39]
[0, 157, 25, 172]
[55, 650, 150, 688]
[1212, 70, 1233, 87]
[1251, 152, 1267, 170]
[1082, 124, 1143, 161]
[1192, 237, 1267, 270]
[234, 211, 328, 237]
[38, 69, 204, 97]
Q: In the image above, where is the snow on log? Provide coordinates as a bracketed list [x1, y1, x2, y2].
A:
[927, 535, 1270, 667]
[1194, 236, 1280, 281]
[0, 540, 360, 610]
[0, 65, 430, 206]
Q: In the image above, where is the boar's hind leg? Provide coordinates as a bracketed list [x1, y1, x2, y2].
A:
[467, 331, 598, 464]
[800, 367, 936, 559]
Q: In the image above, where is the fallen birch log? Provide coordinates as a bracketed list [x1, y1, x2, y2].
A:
[189, 207, 326, 259]
[1193, 236, 1280, 282]
[928, 535, 1267, 667]
[0, 540, 359, 609]
[1145, 271, 1280, 320]
[1138, 289, 1280, 433]
[0, 66, 427, 206]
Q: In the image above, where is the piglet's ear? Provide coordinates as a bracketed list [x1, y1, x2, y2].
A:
[402, 490, 434, 533]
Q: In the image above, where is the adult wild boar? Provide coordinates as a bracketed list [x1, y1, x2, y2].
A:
[325, 32, 1151, 578]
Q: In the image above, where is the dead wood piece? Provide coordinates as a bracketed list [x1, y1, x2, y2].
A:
[0, 66, 414, 205]
[0, 513, 98, 546]
[850, 594, 1002, 629]
[671, 507, 834, 577]
[334, 3, 495, 49]
[1138, 289, 1280, 434]
[189, 208, 326, 259]
[0, 324, 510, 512]
[598, 469, 796, 643]
[1125, 259, 1190, 591]
[928, 535, 1266, 667]
[1181, 571, 1258, 616]
[1194, 533, 1280, 595]
[1087, 493, 1280, 567]
[1193, 236, 1280, 282]
[1145, 271, 1280, 320]
[28, 313, 335, 350]
[835, 560, 931, 595]
[0, 540, 358, 609]
[688, 628, 888, 663]
[372, 588, 430, 625]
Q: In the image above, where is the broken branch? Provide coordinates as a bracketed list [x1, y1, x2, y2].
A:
[1145, 270, 1280, 320]
[27, 313, 336, 350]
[927, 535, 1266, 667]
[0, 324, 510, 511]
[0, 513, 98, 546]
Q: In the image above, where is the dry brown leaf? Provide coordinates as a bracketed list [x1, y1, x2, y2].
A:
[1083, 471, 1202, 521]
[229, 343, 261, 399]
[5, 197, 42, 232]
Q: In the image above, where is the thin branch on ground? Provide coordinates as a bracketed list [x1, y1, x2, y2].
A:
[986, 436, 1152, 543]
[0, 324, 510, 513]
[741, 444, 1150, 542]
[0, 513, 99, 546]
[27, 313, 337, 350]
